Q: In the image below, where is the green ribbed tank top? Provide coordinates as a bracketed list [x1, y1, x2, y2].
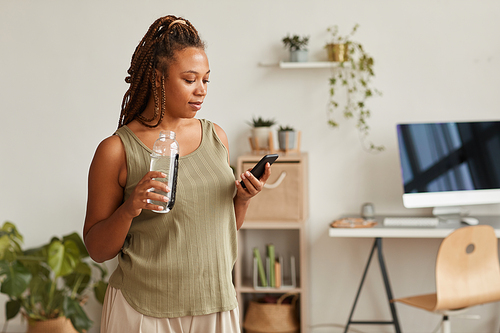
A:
[108, 119, 238, 318]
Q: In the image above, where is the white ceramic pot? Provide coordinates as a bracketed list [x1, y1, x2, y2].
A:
[252, 127, 272, 149]
[289, 50, 308, 62]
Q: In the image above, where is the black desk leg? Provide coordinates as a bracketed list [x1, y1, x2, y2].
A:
[376, 238, 402, 333]
[343, 237, 402, 333]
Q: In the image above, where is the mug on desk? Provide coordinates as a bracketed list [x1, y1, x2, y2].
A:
[361, 202, 375, 219]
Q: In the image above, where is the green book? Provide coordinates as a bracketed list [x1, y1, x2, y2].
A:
[253, 247, 267, 287]
[267, 244, 275, 288]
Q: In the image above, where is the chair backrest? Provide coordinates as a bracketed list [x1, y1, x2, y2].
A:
[435, 225, 500, 311]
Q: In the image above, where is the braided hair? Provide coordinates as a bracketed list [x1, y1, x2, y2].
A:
[118, 15, 205, 128]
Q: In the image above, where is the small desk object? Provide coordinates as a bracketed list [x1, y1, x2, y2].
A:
[328, 215, 500, 333]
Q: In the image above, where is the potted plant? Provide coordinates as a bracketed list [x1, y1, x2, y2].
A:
[247, 116, 277, 150]
[282, 34, 310, 62]
[0, 221, 108, 333]
[324, 24, 358, 62]
[325, 24, 384, 152]
[277, 125, 297, 151]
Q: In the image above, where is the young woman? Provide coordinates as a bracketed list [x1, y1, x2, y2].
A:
[83, 15, 271, 333]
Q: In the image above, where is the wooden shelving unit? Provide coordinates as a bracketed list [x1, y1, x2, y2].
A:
[235, 153, 309, 332]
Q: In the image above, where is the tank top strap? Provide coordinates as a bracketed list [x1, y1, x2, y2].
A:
[114, 126, 151, 197]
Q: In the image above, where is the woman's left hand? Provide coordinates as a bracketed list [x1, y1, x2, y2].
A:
[235, 162, 272, 200]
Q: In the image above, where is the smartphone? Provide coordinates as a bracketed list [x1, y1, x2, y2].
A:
[240, 154, 279, 189]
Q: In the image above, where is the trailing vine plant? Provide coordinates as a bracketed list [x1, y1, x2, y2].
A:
[326, 24, 384, 152]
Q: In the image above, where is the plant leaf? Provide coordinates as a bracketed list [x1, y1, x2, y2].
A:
[0, 222, 23, 243]
[0, 235, 12, 261]
[62, 233, 89, 259]
[48, 240, 80, 277]
[0, 261, 31, 297]
[92, 262, 108, 280]
[63, 297, 93, 333]
[93, 280, 108, 305]
[0, 222, 24, 261]
[46, 286, 65, 316]
[64, 262, 91, 295]
[5, 299, 21, 320]
[327, 120, 338, 127]
[28, 274, 50, 308]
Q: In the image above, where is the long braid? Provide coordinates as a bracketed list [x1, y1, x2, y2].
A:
[119, 19, 163, 126]
[118, 16, 204, 128]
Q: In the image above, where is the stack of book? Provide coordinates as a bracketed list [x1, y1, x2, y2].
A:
[253, 244, 296, 290]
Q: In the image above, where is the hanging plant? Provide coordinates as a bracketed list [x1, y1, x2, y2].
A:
[326, 24, 384, 152]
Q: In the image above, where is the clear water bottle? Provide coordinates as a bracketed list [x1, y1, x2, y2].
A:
[148, 131, 179, 213]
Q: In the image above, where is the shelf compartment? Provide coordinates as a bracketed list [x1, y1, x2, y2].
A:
[239, 155, 308, 222]
[238, 229, 301, 289]
[240, 292, 302, 331]
[238, 278, 302, 294]
[252, 255, 296, 289]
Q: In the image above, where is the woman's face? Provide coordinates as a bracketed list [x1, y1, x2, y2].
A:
[161, 47, 210, 119]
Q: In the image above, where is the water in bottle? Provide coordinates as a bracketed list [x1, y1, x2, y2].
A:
[148, 131, 179, 213]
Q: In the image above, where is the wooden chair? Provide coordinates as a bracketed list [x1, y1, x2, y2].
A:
[393, 225, 500, 333]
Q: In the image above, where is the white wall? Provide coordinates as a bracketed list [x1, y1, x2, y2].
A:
[1, 1, 500, 332]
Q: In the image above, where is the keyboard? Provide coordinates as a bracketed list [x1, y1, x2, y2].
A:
[383, 217, 439, 227]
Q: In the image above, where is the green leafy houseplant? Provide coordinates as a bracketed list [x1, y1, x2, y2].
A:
[0, 221, 108, 333]
[282, 34, 310, 62]
[247, 116, 277, 128]
[247, 117, 277, 150]
[277, 125, 295, 132]
[282, 35, 309, 51]
[326, 24, 384, 152]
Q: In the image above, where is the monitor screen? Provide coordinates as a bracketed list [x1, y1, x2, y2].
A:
[396, 121, 500, 211]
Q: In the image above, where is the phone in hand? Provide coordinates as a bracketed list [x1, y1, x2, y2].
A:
[240, 154, 279, 189]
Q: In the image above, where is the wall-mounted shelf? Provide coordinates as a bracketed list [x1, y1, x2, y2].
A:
[258, 61, 344, 69]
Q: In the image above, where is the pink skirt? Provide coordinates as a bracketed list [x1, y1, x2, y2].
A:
[100, 286, 241, 333]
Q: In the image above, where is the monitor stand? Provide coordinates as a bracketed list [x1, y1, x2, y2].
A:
[432, 206, 478, 225]
[432, 206, 467, 217]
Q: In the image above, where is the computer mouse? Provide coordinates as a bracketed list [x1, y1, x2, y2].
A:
[461, 217, 479, 225]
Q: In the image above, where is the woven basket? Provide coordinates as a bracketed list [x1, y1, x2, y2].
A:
[26, 316, 78, 333]
[243, 293, 299, 333]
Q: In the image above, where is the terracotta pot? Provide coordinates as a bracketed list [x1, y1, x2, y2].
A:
[26, 316, 78, 333]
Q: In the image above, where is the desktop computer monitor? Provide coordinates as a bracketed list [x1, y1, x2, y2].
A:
[396, 121, 500, 217]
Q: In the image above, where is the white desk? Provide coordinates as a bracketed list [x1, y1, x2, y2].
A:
[329, 215, 500, 238]
[328, 215, 500, 333]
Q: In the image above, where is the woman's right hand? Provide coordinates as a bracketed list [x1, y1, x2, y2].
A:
[84, 136, 169, 262]
[122, 171, 170, 217]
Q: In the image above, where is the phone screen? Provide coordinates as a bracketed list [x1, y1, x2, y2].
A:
[240, 154, 279, 189]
